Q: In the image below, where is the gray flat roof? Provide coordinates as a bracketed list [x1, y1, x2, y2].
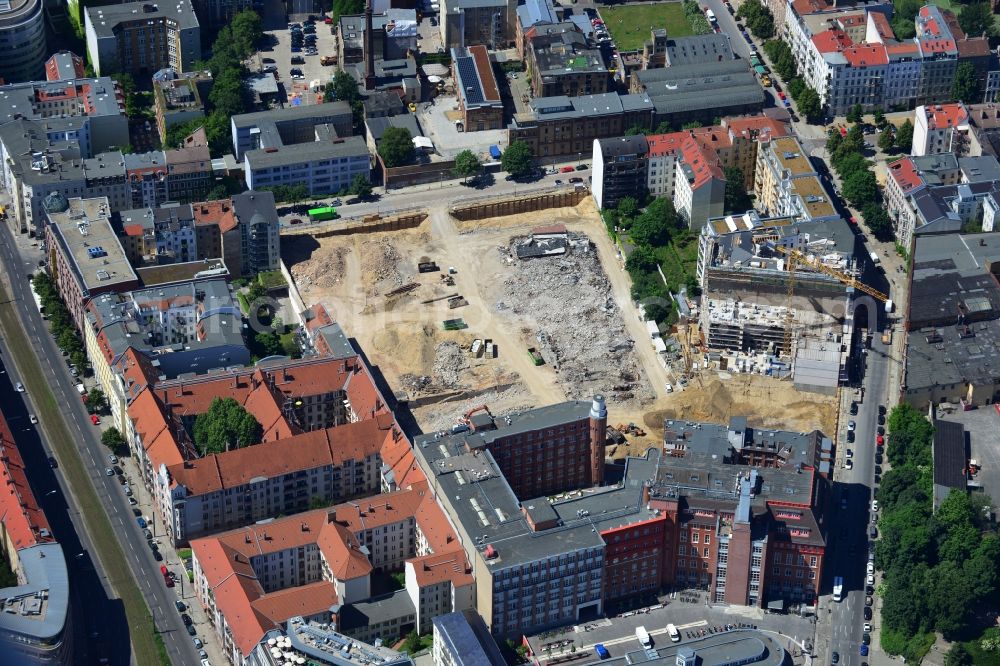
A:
[913, 232, 1000, 279]
[232, 101, 352, 129]
[86, 0, 200, 37]
[905, 317, 1000, 393]
[0, 76, 123, 123]
[339, 589, 414, 630]
[245, 136, 369, 169]
[0, 544, 69, 646]
[432, 611, 506, 666]
[47, 197, 137, 293]
[933, 420, 967, 489]
[315, 323, 357, 360]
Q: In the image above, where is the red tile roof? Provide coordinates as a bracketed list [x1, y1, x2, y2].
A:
[885, 41, 919, 57]
[843, 44, 888, 67]
[409, 551, 474, 587]
[303, 304, 334, 334]
[887, 157, 924, 194]
[468, 45, 501, 103]
[724, 115, 789, 142]
[869, 12, 895, 41]
[791, 0, 831, 15]
[251, 581, 339, 625]
[645, 131, 690, 157]
[837, 14, 866, 28]
[317, 522, 373, 580]
[169, 418, 393, 496]
[679, 137, 725, 191]
[378, 429, 426, 489]
[0, 410, 53, 550]
[812, 29, 853, 54]
[193, 200, 238, 233]
[924, 102, 969, 130]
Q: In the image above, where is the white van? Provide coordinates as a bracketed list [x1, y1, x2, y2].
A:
[666, 623, 680, 643]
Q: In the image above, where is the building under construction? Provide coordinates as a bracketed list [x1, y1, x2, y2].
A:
[696, 211, 859, 392]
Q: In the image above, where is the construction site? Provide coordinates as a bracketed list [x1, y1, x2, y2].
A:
[282, 198, 841, 450]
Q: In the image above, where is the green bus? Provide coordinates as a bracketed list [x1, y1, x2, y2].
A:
[308, 206, 337, 221]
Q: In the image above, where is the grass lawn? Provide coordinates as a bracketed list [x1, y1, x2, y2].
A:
[653, 232, 699, 292]
[602, 2, 692, 52]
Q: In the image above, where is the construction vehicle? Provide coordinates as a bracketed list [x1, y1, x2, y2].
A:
[464, 404, 490, 421]
[320, 55, 337, 66]
[443, 318, 467, 330]
[882, 328, 892, 345]
[471, 339, 483, 357]
[527, 347, 544, 365]
[417, 260, 439, 273]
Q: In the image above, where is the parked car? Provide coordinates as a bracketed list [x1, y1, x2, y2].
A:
[186, 625, 197, 637]
[132, 508, 143, 517]
[175, 600, 187, 612]
[108, 454, 118, 464]
[181, 614, 193, 626]
[15, 382, 24, 392]
[47, 456, 58, 468]
[91, 414, 100, 425]
[137, 517, 147, 528]
[105, 467, 114, 477]
[569, 177, 584, 183]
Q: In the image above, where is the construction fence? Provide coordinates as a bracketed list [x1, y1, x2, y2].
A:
[449, 189, 589, 221]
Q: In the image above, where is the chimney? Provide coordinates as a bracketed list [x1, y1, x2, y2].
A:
[364, 0, 376, 91]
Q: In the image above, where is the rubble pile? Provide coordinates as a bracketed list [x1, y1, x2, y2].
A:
[431, 341, 469, 388]
[495, 234, 654, 406]
[361, 239, 404, 294]
[291, 246, 350, 290]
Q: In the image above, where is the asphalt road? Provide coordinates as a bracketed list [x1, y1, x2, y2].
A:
[703, 0, 755, 61]
[0, 223, 199, 665]
[824, 297, 892, 666]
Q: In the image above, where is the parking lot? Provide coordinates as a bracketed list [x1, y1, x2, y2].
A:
[254, 5, 339, 105]
[524, 595, 815, 663]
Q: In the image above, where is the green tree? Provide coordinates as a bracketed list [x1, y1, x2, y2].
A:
[71, 351, 88, 375]
[945, 644, 974, 666]
[796, 86, 822, 121]
[878, 126, 897, 153]
[403, 631, 421, 654]
[896, 119, 914, 152]
[846, 103, 863, 124]
[886, 403, 933, 467]
[378, 127, 414, 169]
[826, 128, 844, 155]
[348, 174, 373, 198]
[842, 170, 878, 207]
[862, 203, 893, 237]
[501, 140, 534, 178]
[617, 196, 639, 221]
[631, 197, 679, 246]
[101, 427, 126, 452]
[452, 149, 482, 183]
[625, 246, 658, 272]
[723, 167, 751, 213]
[164, 118, 204, 150]
[192, 398, 263, 455]
[787, 77, 806, 99]
[959, 2, 994, 39]
[230, 10, 263, 55]
[873, 108, 886, 126]
[87, 388, 107, 412]
[951, 61, 981, 105]
[749, 9, 775, 39]
[205, 184, 230, 200]
[834, 152, 870, 178]
[253, 331, 284, 357]
[332, 0, 364, 23]
[331, 69, 361, 103]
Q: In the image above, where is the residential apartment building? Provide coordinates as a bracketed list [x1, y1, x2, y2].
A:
[43, 195, 140, 328]
[84, 1, 202, 76]
[754, 136, 838, 222]
[527, 30, 607, 98]
[230, 103, 356, 159]
[674, 135, 726, 230]
[515, 0, 564, 57]
[884, 152, 1000, 249]
[84, 278, 247, 434]
[591, 135, 648, 210]
[190, 483, 473, 664]
[452, 45, 504, 131]
[592, 115, 788, 213]
[251, 621, 414, 666]
[192, 191, 281, 278]
[0, 0, 47, 83]
[44, 51, 86, 82]
[0, 407, 72, 664]
[913, 102, 971, 157]
[154, 72, 211, 145]
[508, 92, 654, 159]
[783, 2, 989, 115]
[440, 0, 516, 50]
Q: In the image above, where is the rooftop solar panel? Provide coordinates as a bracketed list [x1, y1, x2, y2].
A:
[456, 54, 484, 106]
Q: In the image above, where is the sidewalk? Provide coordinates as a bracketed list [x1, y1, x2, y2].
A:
[119, 451, 227, 666]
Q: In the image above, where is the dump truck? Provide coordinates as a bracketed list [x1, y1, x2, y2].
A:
[527, 347, 543, 366]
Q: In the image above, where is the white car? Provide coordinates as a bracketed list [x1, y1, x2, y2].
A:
[864, 623, 872, 633]
[871, 500, 879, 512]
[845, 449, 853, 459]
[15, 382, 24, 392]
[664, 383, 673, 393]
[866, 562, 874, 575]
[844, 459, 853, 470]
[866, 573, 875, 585]
[29, 414, 37, 424]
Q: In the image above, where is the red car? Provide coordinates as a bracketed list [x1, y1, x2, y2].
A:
[91, 414, 100, 425]
[560, 165, 575, 173]
[876, 435, 884, 445]
[778, 91, 786, 100]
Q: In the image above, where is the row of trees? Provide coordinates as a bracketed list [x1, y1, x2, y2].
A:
[31, 273, 88, 373]
[876, 404, 1000, 662]
[736, 0, 775, 40]
[761, 40, 822, 120]
[825, 124, 895, 238]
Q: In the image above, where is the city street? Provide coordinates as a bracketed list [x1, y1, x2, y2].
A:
[0, 221, 203, 665]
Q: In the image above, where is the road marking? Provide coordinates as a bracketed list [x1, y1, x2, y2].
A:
[677, 620, 708, 629]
